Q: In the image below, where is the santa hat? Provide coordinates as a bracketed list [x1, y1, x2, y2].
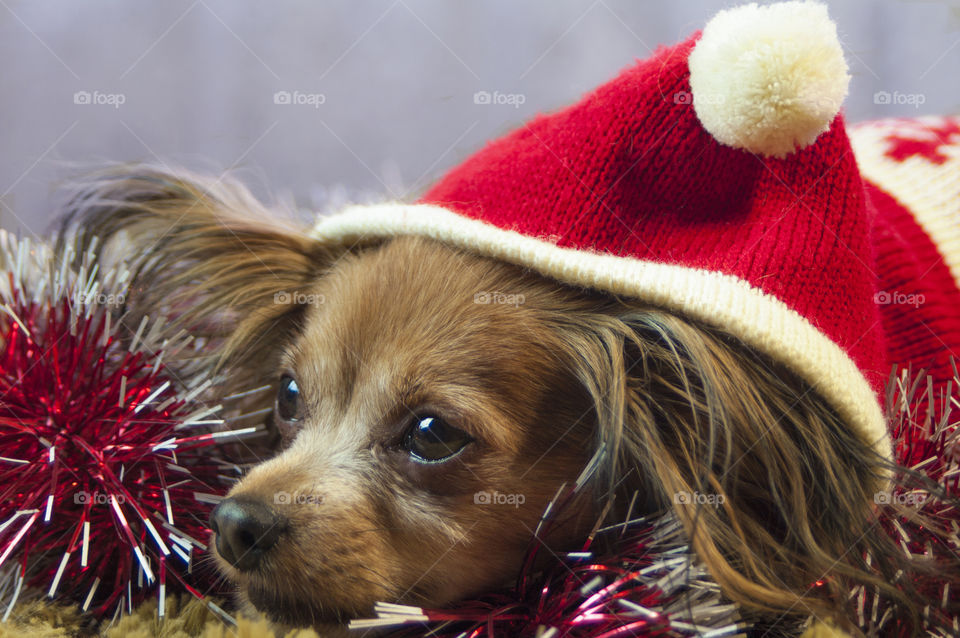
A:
[311, 1, 960, 459]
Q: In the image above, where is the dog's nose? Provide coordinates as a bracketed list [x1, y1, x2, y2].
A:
[209, 497, 284, 571]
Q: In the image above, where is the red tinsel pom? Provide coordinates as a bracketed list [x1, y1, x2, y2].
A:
[0, 235, 252, 621]
[857, 366, 960, 635]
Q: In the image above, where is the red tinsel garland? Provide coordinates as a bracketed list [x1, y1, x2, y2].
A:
[354, 455, 746, 637]
[0, 235, 253, 622]
[858, 367, 960, 635]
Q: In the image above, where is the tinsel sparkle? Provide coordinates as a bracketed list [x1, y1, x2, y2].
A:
[857, 365, 960, 636]
[354, 367, 960, 637]
[0, 232, 255, 622]
[353, 452, 746, 637]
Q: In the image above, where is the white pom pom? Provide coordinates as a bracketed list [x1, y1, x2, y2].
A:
[688, 1, 849, 158]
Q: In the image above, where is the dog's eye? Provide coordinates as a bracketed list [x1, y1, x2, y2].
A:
[276, 375, 302, 422]
[403, 416, 472, 463]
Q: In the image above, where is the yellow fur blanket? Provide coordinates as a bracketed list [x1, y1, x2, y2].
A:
[0, 597, 319, 638]
[0, 597, 848, 638]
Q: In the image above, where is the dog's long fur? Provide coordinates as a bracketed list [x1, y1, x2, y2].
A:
[59, 167, 960, 635]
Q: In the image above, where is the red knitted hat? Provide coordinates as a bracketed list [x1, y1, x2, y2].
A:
[311, 1, 960, 457]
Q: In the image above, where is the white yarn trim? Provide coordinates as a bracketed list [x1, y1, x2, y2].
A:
[310, 203, 890, 459]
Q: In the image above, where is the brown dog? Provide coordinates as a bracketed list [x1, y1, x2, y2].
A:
[59, 167, 956, 636]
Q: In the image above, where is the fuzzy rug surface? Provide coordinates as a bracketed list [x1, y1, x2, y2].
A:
[0, 597, 319, 638]
[0, 597, 848, 638]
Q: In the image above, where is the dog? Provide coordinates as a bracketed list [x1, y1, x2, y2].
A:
[55, 3, 960, 635]
[56, 166, 954, 637]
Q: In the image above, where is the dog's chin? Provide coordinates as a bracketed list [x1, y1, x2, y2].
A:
[244, 583, 359, 630]
[214, 548, 374, 632]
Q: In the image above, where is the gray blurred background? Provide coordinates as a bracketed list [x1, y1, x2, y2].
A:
[1, 0, 959, 236]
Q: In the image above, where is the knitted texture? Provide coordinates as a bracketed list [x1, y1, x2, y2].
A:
[850, 117, 960, 389]
[310, 3, 960, 455]
[419, 35, 887, 389]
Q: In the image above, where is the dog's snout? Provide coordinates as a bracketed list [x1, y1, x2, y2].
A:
[210, 497, 285, 571]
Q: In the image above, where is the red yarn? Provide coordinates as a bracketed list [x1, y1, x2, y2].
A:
[421, 38, 960, 403]
[883, 118, 960, 165]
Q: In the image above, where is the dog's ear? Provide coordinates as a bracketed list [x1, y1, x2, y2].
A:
[562, 308, 931, 630]
[56, 166, 336, 380]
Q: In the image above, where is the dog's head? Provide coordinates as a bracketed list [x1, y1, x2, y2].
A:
[62, 168, 940, 633]
[208, 238, 605, 625]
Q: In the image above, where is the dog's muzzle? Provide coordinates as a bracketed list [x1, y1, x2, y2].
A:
[210, 496, 286, 571]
